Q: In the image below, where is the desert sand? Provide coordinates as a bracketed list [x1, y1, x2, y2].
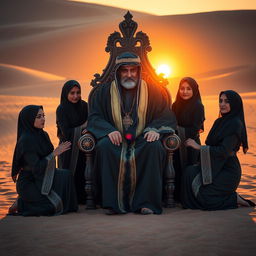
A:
[0, 1, 255, 255]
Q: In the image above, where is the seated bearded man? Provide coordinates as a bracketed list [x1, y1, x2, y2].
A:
[87, 52, 177, 215]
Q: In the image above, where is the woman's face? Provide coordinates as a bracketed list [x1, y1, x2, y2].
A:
[219, 93, 231, 114]
[179, 82, 193, 100]
[34, 108, 45, 129]
[67, 86, 81, 103]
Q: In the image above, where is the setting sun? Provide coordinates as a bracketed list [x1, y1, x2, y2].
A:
[156, 64, 172, 78]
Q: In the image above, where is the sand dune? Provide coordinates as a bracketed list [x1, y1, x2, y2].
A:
[0, 63, 92, 98]
[0, 0, 146, 25]
[0, 1, 255, 93]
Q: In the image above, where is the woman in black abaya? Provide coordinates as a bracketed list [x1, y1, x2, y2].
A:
[11, 105, 78, 216]
[56, 80, 88, 204]
[181, 90, 255, 210]
[172, 77, 205, 201]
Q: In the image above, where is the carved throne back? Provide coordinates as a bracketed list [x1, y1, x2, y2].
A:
[90, 11, 170, 101]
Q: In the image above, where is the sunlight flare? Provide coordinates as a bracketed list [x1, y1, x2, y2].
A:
[156, 64, 172, 78]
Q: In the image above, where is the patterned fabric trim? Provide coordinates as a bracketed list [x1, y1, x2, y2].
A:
[117, 142, 128, 213]
[41, 154, 63, 214]
[192, 173, 202, 198]
[177, 126, 187, 170]
[69, 124, 84, 175]
[129, 143, 137, 208]
[115, 57, 141, 64]
[136, 80, 148, 137]
[41, 153, 55, 195]
[111, 80, 123, 133]
[143, 126, 174, 134]
[200, 145, 212, 185]
[47, 190, 63, 215]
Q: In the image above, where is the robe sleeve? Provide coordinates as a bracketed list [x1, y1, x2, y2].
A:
[184, 104, 205, 139]
[143, 87, 177, 134]
[87, 87, 117, 139]
[199, 134, 241, 185]
[23, 151, 54, 179]
[56, 106, 74, 141]
[209, 134, 240, 159]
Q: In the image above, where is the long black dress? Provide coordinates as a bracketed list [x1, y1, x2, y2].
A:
[172, 77, 205, 201]
[181, 90, 248, 210]
[12, 105, 78, 216]
[87, 74, 177, 214]
[56, 80, 88, 204]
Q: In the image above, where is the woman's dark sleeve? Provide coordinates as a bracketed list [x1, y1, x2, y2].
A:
[209, 134, 240, 160]
[23, 151, 53, 179]
[143, 86, 177, 134]
[185, 104, 205, 139]
[56, 106, 74, 141]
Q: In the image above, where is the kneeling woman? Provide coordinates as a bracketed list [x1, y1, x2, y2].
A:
[56, 80, 88, 204]
[181, 90, 255, 210]
[11, 105, 78, 216]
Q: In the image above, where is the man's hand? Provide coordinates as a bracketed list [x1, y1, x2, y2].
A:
[108, 131, 122, 146]
[144, 131, 160, 142]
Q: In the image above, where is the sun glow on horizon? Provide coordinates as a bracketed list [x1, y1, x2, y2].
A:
[156, 64, 172, 78]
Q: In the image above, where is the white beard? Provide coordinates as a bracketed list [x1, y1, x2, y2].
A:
[120, 79, 137, 89]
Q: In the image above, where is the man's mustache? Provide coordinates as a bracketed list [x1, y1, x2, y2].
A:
[123, 77, 137, 82]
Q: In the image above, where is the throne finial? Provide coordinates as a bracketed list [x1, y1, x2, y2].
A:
[119, 11, 138, 39]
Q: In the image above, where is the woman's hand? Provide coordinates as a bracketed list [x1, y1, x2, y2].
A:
[53, 141, 71, 157]
[81, 129, 87, 135]
[185, 138, 201, 150]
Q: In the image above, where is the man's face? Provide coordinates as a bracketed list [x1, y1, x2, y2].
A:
[119, 65, 139, 89]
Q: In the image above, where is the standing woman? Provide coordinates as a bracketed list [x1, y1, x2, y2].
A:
[11, 105, 78, 216]
[182, 90, 255, 210]
[56, 80, 88, 204]
[172, 77, 205, 201]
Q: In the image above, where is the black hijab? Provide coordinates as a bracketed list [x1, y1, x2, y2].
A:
[172, 77, 205, 130]
[57, 80, 88, 128]
[12, 105, 54, 178]
[206, 90, 248, 152]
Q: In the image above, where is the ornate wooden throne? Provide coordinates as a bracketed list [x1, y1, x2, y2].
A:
[78, 11, 180, 209]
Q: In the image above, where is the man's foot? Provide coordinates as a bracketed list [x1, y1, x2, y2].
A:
[140, 208, 153, 215]
[237, 194, 256, 207]
[105, 209, 119, 215]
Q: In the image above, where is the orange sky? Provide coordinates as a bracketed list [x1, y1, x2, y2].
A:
[71, 0, 256, 15]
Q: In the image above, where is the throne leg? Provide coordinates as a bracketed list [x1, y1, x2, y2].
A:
[164, 151, 175, 208]
[84, 152, 96, 209]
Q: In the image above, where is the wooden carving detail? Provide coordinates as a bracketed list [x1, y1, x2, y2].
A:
[90, 11, 168, 88]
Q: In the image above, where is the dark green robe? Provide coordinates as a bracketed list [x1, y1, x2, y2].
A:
[87, 80, 177, 214]
[12, 105, 78, 216]
[56, 80, 88, 204]
[172, 78, 205, 202]
[181, 90, 248, 210]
